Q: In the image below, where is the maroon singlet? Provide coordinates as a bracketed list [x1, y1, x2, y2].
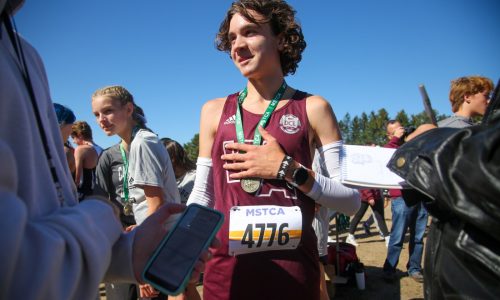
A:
[203, 91, 320, 300]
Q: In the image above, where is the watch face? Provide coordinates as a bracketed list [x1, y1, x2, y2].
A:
[294, 167, 309, 186]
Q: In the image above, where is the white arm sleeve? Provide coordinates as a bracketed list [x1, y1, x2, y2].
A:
[186, 157, 215, 208]
[307, 140, 361, 215]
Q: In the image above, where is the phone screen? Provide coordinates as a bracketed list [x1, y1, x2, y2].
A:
[143, 204, 223, 294]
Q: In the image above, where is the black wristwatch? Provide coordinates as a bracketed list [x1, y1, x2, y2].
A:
[292, 166, 309, 186]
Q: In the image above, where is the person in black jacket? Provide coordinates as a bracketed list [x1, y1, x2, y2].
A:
[388, 79, 499, 299]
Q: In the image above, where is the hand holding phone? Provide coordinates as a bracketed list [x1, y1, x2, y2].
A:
[142, 204, 224, 295]
[131, 203, 187, 282]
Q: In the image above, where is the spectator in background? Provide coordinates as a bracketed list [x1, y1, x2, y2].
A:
[161, 138, 196, 204]
[388, 95, 500, 298]
[91, 85, 181, 299]
[91, 85, 181, 225]
[71, 120, 103, 201]
[346, 188, 390, 247]
[421, 75, 495, 297]
[54, 103, 76, 176]
[382, 120, 429, 283]
[345, 142, 390, 248]
[361, 192, 390, 240]
[438, 75, 494, 128]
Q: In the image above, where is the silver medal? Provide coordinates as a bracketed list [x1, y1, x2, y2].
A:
[123, 203, 133, 216]
[241, 178, 261, 193]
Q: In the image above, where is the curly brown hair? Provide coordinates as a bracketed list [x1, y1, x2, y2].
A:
[449, 76, 494, 113]
[216, 0, 306, 76]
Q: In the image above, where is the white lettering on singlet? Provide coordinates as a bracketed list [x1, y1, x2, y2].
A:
[245, 207, 285, 217]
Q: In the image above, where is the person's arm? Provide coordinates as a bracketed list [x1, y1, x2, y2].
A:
[186, 98, 225, 207]
[186, 157, 215, 207]
[0, 139, 125, 299]
[142, 185, 164, 216]
[361, 189, 376, 206]
[94, 149, 113, 199]
[65, 146, 76, 174]
[406, 124, 437, 141]
[305, 97, 359, 214]
[385, 126, 405, 148]
[385, 136, 402, 148]
[198, 98, 225, 159]
[360, 189, 372, 202]
[73, 145, 86, 186]
[129, 133, 170, 213]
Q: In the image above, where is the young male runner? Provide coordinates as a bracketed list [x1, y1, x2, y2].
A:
[187, 1, 360, 299]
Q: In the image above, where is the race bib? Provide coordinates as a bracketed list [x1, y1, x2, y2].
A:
[229, 205, 302, 256]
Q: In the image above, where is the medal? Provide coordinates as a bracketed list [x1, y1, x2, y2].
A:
[241, 178, 262, 194]
[235, 81, 287, 193]
[123, 203, 133, 216]
[120, 143, 136, 216]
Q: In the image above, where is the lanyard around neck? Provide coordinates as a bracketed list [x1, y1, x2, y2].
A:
[119, 126, 140, 202]
[235, 81, 287, 145]
[2, 11, 66, 205]
[119, 144, 130, 202]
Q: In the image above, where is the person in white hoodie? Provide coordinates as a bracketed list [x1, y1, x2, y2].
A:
[0, 1, 212, 299]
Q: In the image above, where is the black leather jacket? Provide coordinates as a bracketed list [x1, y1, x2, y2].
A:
[388, 119, 500, 233]
[386, 107, 500, 299]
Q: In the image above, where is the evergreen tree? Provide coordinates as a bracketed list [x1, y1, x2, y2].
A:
[377, 108, 390, 124]
[350, 116, 363, 145]
[410, 110, 432, 127]
[339, 113, 351, 142]
[395, 110, 410, 127]
[183, 133, 199, 162]
[366, 110, 388, 145]
[337, 107, 444, 146]
[359, 112, 369, 143]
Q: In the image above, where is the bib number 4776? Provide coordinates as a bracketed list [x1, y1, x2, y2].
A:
[241, 223, 289, 248]
[228, 205, 302, 256]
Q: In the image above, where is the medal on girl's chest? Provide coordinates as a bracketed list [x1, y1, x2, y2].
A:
[120, 141, 136, 216]
[123, 203, 133, 216]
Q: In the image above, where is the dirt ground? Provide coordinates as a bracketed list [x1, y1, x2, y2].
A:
[325, 204, 426, 300]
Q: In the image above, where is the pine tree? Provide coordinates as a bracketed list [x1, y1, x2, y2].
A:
[395, 110, 410, 127]
[350, 116, 363, 145]
[183, 133, 199, 162]
[338, 107, 444, 146]
[339, 113, 351, 142]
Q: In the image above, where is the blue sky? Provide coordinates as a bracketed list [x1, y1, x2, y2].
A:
[15, 0, 500, 149]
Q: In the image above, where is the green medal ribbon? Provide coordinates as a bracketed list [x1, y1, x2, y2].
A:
[119, 126, 140, 205]
[119, 144, 130, 203]
[235, 81, 287, 145]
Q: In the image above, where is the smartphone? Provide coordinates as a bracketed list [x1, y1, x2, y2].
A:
[142, 203, 224, 295]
